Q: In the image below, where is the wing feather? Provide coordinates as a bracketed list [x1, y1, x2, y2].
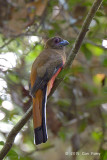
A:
[30, 63, 63, 97]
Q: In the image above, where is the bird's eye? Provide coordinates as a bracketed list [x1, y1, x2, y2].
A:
[54, 38, 59, 43]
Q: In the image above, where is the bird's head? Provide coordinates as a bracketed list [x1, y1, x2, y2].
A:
[45, 36, 69, 49]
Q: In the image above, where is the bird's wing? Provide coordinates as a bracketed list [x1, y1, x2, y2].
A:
[30, 57, 63, 97]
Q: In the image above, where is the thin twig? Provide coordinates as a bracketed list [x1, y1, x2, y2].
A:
[85, 39, 107, 50]
[0, 38, 14, 49]
[0, 0, 103, 159]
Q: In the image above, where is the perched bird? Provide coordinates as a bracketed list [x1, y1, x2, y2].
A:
[30, 36, 69, 145]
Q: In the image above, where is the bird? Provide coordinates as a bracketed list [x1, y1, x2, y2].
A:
[30, 36, 69, 145]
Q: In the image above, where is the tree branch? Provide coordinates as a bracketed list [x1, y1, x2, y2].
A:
[0, 0, 103, 159]
[0, 38, 15, 49]
[50, 0, 103, 96]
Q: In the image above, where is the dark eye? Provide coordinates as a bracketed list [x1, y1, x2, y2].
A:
[54, 38, 59, 43]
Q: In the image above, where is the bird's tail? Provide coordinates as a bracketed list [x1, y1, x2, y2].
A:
[33, 86, 48, 145]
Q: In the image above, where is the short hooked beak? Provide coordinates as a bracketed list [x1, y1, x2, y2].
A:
[59, 40, 69, 46]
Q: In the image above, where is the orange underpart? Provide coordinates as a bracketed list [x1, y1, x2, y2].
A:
[47, 67, 62, 96]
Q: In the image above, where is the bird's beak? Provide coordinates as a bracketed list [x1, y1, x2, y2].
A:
[59, 40, 69, 46]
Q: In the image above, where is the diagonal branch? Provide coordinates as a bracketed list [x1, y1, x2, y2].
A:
[50, 0, 103, 96]
[0, 0, 103, 159]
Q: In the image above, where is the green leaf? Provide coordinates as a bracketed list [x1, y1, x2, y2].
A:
[7, 149, 18, 160]
[91, 131, 103, 141]
[79, 120, 87, 132]
[8, 74, 19, 83]
[68, 0, 82, 7]
[58, 128, 66, 141]
[71, 66, 85, 74]
[83, 2, 92, 6]
[82, 83, 98, 95]
[48, 30, 56, 37]
[103, 59, 107, 67]
[81, 44, 92, 60]
[86, 97, 107, 108]
[57, 99, 71, 107]
[100, 149, 107, 160]
[96, 11, 105, 17]
[103, 0, 107, 5]
[86, 43, 104, 56]
[0, 141, 4, 145]
[26, 44, 43, 62]
[102, 87, 107, 93]
[0, 98, 3, 105]
[19, 157, 32, 160]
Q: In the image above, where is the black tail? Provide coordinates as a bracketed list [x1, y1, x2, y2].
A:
[34, 85, 48, 145]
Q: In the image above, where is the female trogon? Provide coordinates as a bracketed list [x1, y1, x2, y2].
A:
[30, 36, 69, 145]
